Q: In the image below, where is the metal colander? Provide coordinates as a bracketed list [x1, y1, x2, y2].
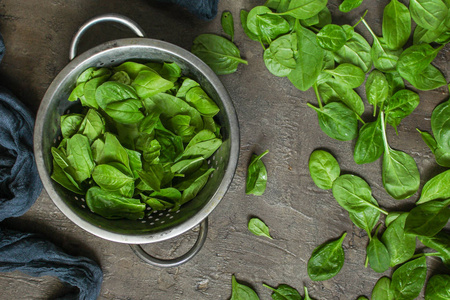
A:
[34, 14, 239, 266]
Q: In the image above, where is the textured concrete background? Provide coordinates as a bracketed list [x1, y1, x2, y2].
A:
[0, 0, 448, 299]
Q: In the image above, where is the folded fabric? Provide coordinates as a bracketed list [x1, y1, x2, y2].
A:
[0, 228, 103, 300]
[156, 0, 219, 20]
[0, 33, 103, 299]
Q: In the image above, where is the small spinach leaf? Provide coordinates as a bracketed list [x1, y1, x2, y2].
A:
[246, 150, 269, 195]
[221, 11, 235, 42]
[248, 218, 273, 239]
[308, 149, 340, 190]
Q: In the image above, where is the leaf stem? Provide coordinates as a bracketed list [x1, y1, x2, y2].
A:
[411, 252, 441, 259]
[356, 114, 366, 125]
[313, 83, 324, 109]
[380, 111, 390, 155]
[353, 10, 368, 28]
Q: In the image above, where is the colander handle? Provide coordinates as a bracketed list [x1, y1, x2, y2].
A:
[129, 218, 208, 268]
[69, 13, 147, 60]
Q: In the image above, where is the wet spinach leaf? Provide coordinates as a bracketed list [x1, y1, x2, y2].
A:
[425, 274, 450, 300]
[333, 31, 372, 73]
[418, 169, 450, 204]
[391, 256, 427, 300]
[316, 24, 347, 52]
[246, 150, 269, 195]
[307, 232, 347, 281]
[339, 0, 364, 13]
[371, 277, 394, 300]
[365, 70, 389, 116]
[382, 0, 411, 50]
[385, 89, 420, 132]
[404, 198, 450, 237]
[323, 63, 365, 89]
[354, 116, 384, 165]
[409, 0, 448, 31]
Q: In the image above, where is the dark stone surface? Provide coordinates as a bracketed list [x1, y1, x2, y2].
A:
[0, 0, 448, 299]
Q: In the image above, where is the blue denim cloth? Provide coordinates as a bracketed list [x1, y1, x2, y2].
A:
[158, 0, 219, 20]
[0, 33, 103, 300]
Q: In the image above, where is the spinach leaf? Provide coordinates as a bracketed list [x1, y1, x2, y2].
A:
[270, 33, 298, 69]
[361, 19, 400, 73]
[248, 218, 273, 239]
[182, 129, 222, 160]
[77, 109, 105, 143]
[60, 114, 84, 139]
[171, 157, 205, 175]
[431, 99, 450, 152]
[406, 63, 447, 91]
[246, 150, 269, 195]
[142, 139, 161, 164]
[382, 0, 411, 50]
[348, 201, 380, 238]
[367, 225, 390, 273]
[263, 283, 302, 299]
[180, 168, 215, 205]
[96, 132, 130, 168]
[288, 23, 324, 91]
[154, 125, 184, 163]
[230, 275, 260, 300]
[339, 0, 364, 13]
[404, 198, 450, 237]
[132, 69, 174, 98]
[324, 63, 365, 89]
[279, 0, 328, 20]
[141, 194, 175, 211]
[307, 102, 358, 141]
[137, 164, 164, 192]
[385, 71, 405, 97]
[247, 7, 290, 42]
[83, 73, 111, 108]
[381, 213, 416, 267]
[307, 232, 347, 281]
[240, 10, 260, 41]
[419, 231, 450, 267]
[397, 43, 443, 79]
[264, 47, 293, 77]
[418, 169, 450, 204]
[381, 113, 420, 200]
[176, 77, 200, 99]
[92, 164, 134, 192]
[185, 86, 220, 117]
[365, 70, 389, 116]
[145, 92, 203, 131]
[316, 24, 347, 52]
[354, 116, 384, 165]
[110, 70, 131, 85]
[159, 62, 182, 83]
[51, 159, 84, 195]
[371, 277, 394, 300]
[66, 134, 95, 183]
[318, 79, 365, 116]
[385, 211, 402, 227]
[191, 34, 248, 75]
[221, 11, 235, 42]
[104, 99, 144, 124]
[332, 174, 387, 215]
[385, 89, 420, 132]
[95, 81, 139, 110]
[391, 256, 427, 300]
[86, 186, 145, 220]
[308, 149, 340, 190]
[113, 61, 153, 80]
[409, 0, 448, 31]
[333, 31, 372, 73]
[425, 274, 450, 300]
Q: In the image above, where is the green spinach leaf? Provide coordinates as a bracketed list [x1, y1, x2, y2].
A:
[221, 11, 235, 42]
[425, 274, 450, 300]
[307, 232, 347, 281]
[230, 275, 260, 300]
[308, 149, 340, 190]
[391, 256, 427, 300]
[404, 198, 450, 237]
[248, 218, 273, 239]
[246, 150, 269, 195]
[367, 225, 390, 273]
[371, 277, 394, 300]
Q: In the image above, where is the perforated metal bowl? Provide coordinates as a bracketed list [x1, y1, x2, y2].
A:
[34, 14, 239, 266]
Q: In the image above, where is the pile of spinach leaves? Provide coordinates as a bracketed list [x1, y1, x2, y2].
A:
[216, 0, 450, 298]
[51, 61, 223, 220]
[308, 148, 450, 299]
